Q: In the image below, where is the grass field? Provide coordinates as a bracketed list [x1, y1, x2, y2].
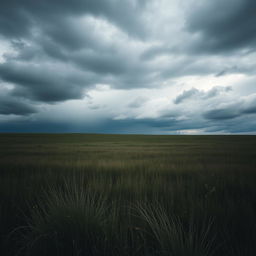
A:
[0, 134, 256, 256]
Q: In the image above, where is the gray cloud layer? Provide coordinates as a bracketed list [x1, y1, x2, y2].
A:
[0, 0, 148, 39]
[174, 86, 232, 104]
[186, 0, 256, 53]
[0, 0, 255, 133]
[204, 95, 256, 120]
[0, 95, 36, 115]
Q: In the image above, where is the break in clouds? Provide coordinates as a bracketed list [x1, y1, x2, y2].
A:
[0, 0, 256, 134]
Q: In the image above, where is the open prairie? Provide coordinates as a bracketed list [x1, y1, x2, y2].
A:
[0, 134, 256, 256]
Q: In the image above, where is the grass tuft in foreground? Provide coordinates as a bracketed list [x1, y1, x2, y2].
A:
[22, 181, 109, 256]
[137, 202, 215, 256]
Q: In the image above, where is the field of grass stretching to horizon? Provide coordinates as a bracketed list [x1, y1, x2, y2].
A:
[0, 134, 256, 256]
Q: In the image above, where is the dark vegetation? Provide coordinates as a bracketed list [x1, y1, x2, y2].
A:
[0, 134, 256, 255]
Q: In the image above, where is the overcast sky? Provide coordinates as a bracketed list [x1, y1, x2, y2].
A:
[0, 0, 256, 134]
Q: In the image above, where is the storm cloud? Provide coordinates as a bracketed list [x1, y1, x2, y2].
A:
[186, 0, 256, 53]
[174, 86, 232, 104]
[0, 0, 148, 39]
[0, 0, 256, 133]
[204, 94, 256, 120]
[0, 95, 36, 115]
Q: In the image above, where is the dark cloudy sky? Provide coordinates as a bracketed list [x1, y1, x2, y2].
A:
[0, 0, 256, 134]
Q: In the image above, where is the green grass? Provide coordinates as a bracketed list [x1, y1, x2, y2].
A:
[0, 134, 256, 255]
